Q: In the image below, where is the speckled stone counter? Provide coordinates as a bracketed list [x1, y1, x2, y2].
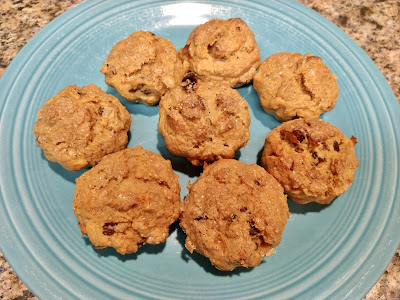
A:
[0, 0, 399, 299]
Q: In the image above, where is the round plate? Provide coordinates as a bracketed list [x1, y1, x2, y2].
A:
[1, 0, 399, 299]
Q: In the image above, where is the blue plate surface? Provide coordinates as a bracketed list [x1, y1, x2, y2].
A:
[1, 0, 399, 299]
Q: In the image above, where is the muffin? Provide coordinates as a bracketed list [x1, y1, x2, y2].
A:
[158, 72, 251, 166]
[33, 84, 131, 171]
[101, 30, 187, 105]
[261, 118, 358, 204]
[180, 159, 289, 271]
[178, 18, 260, 87]
[73, 146, 182, 254]
[253, 52, 339, 121]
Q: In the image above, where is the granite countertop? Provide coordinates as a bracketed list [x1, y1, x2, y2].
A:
[0, 0, 399, 299]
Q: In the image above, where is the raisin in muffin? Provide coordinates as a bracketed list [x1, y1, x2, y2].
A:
[73, 146, 182, 254]
[178, 18, 260, 87]
[261, 118, 358, 204]
[33, 84, 131, 171]
[253, 52, 339, 121]
[180, 159, 289, 271]
[101, 31, 187, 105]
[158, 72, 251, 166]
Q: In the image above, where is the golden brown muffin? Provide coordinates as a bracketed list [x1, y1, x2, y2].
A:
[253, 52, 339, 121]
[33, 84, 131, 171]
[158, 72, 251, 166]
[180, 159, 289, 271]
[178, 18, 260, 87]
[100, 31, 187, 105]
[261, 118, 358, 204]
[73, 146, 182, 254]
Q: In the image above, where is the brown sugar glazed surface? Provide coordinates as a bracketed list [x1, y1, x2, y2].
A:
[180, 159, 289, 271]
[73, 147, 181, 254]
[261, 118, 359, 204]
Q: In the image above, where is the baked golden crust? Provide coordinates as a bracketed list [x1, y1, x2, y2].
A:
[158, 73, 251, 165]
[180, 159, 289, 271]
[261, 118, 358, 204]
[101, 31, 187, 105]
[178, 18, 260, 87]
[253, 52, 339, 121]
[33, 84, 131, 171]
[73, 146, 182, 254]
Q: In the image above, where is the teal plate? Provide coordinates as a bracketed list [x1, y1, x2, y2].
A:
[1, 0, 399, 299]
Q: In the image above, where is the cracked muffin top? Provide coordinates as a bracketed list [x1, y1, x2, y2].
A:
[33, 84, 131, 171]
[158, 72, 251, 166]
[180, 159, 289, 271]
[253, 52, 339, 121]
[101, 30, 187, 105]
[73, 146, 182, 254]
[261, 118, 358, 204]
[178, 18, 260, 87]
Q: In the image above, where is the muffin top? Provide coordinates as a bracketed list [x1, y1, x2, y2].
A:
[33, 84, 131, 171]
[180, 159, 289, 271]
[158, 72, 251, 165]
[101, 30, 187, 105]
[73, 146, 182, 254]
[261, 118, 358, 204]
[178, 18, 260, 87]
[253, 52, 339, 121]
